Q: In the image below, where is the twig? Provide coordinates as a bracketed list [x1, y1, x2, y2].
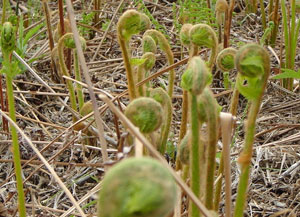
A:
[61, 182, 102, 217]
[91, 0, 125, 61]
[65, 0, 109, 167]
[12, 51, 80, 119]
[0, 159, 103, 168]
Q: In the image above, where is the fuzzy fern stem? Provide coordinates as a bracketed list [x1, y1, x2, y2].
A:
[143, 29, 175, 98]
[1, 22, 27, 217]
[181, 56, 211, 217]
[117, 10, 150, 101]
[74, 51, 84, 110]
[198, 88, 220, 209]
[150, 88, 172, 154]
[58, 33, 78, 114]
[233, 44, 270, 217]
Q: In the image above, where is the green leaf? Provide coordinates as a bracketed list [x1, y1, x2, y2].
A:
[181, 68, 193, 92]
[236, 75, 263, 100]
[0, 61, 21, 77]
[130, 58, 146, 66]
[271, 68, 300, 79]
[166, 141, 176, 160]
[240, 55, 264, 77]
[23, 22, 44, 46]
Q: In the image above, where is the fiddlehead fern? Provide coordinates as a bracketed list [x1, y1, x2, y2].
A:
[180, 24, 193, 48]
[54, 19, 72, 43]
[68, 36, 86, 110]
[181, 56, 211, 95]
[215, 0, 228, 43]
[181, 56, 211, 217]
[137, 52, 156, 97]
[235, 44, 269, 100]
[58, 33, 86, 114]
[0, 22, 26, 217]
[142, 35, 157, 54]
[197, 87, 220, 210]
[214, 47, 237, 211]
[176, 24, 195, 171]
[216, 47, 237, 72]
[150, 87, 172, 154]
[98, 157, 177, 217]
[143, 29, 175, 98]
[117, 10, 151, 101]
[124, 97, 163, 134]
[218, 47, 239, 117]
[1, 22, 15, 54]
[189, 24, 218, 68]
[233, 44, 270, 217]
[73, 101, 93, 133]
[178, 131, 190, 165]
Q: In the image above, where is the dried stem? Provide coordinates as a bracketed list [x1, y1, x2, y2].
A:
[224, 0, 235, 48]
[65, 0, 109, 166]
[42, 0, 59, 82]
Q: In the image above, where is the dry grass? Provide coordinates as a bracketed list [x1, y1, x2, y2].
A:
[0, 1, 299, 216]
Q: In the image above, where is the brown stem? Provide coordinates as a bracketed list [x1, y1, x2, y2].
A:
[42, 0, 59, 82]
[224, 0, 235, 48]
[270, 0, 280, 47]
[58, 0, 64, 35]
[176, 46, 198, 171]
[94, 0, 101, 29]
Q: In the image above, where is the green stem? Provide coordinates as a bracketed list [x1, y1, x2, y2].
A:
[144, 30, 175, 98]
[269, 0, 274, 15]
[208, 45, 217, 69]
[189, 94, 201, 217]
[116, 10, 150, 101]
[176, 46, 198, 170]
[214, 79, 239, 211]
[229, 78, 240, 116]
[176, 90, 188, 171]
[150, 88, 172, 154]
[1, 0, 7, 24]
[292, 19, 300, 66]
[259, 0, 266, 30]
[233, 100, 260, 217]
[6, 70, 27, 217]
[137, 66, 146, 97]
[281, 0, 290, 89]
[74, 51, 84, 110]
[202, 89, 219, 209]
[58, 35, 78, 114]
[233, 45, 270, 217]
[288, 0, 296, 89]
[291, 0, 300, 69]
[118, 37, 136, 100]
[1, 23, 26, 216]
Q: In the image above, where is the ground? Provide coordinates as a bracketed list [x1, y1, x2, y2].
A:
[0, 0, 299, 216]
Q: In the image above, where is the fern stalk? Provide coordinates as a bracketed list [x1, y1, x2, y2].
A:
[6, 74, 27, 217]
[233, 44, 270, 217]
[74, 51, 84, 110]
[1, 22, 27, 217]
